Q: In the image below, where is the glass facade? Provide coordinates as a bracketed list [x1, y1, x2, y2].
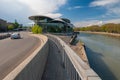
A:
[29, 15, 74, 33]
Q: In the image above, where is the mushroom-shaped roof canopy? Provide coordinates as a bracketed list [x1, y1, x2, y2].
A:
[50, 18, 66, 24]
[29, 15, 54, 22]
[61, 18, 71, 23]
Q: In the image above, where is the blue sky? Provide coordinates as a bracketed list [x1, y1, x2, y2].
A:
[0, 0, 120, 27]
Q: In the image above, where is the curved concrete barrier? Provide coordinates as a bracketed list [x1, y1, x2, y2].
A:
[3, 33, 101, 80]
[3, 34, 49, 80]
[47, 34, 101, 80]
[0, 34, 10, 40]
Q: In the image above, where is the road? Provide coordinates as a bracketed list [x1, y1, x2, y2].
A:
[0, 32, 40, 79]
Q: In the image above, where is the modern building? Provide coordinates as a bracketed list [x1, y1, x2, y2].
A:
[29, 15, 74, 32]
[0, 19, 16, 32]
[0, 19, 7, 32]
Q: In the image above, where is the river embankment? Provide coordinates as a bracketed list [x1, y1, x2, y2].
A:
[80, 31, 120, 37]
[58, 35, 89, 64]
[78, 32, 120, 80]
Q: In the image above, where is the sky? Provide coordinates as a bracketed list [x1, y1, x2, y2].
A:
[0, 0, 120, 27]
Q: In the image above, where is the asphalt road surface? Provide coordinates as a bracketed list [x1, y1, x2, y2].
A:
[0, 32, 40, 79]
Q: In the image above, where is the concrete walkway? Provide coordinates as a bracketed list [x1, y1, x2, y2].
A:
[41, 39, 69, 80]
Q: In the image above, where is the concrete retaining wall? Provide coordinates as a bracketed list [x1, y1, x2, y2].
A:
[0, 33, 10, 40]
[47, 34, 101, 80]
[3, 34, 101, 80]
[3, 34, 49, 80]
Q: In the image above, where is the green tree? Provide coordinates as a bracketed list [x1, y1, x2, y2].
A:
[74, 23, 120, 33]
[74, 27, 80, 31]
[14, 19, 19, 29]
[32, 25, 42, 34]
[116, 24, 120, 33]
[88, 25, 100, 31]
[101, 25, 106, 32]
[8, 25, 14, 31]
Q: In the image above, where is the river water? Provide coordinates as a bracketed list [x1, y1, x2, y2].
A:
[77, 32, 120, 80]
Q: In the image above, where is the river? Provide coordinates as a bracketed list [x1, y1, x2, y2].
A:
[77, 32, 120, 80]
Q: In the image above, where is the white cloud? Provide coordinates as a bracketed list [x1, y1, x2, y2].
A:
[74, 20, 103, 27]
[0, 0, 67, 25]
[0, 0, 30, 14]
[68, 6, 82, 10]
[19, 0, 67, 14]
[74, 6, 82, 9]
[43, 13, 62, 18]
[104, 19, 120, 24]
[107, 7, 120, 16]
[90, 0, 120, 18]
[90, 0, 119, 7]
[74, 19, 120, 27]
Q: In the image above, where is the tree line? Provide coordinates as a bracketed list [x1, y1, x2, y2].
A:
[74, 23, 120, 33]
[7, 20, 20, 31]
[0, 20, 21, 32]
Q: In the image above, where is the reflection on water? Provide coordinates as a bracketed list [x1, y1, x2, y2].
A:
[78, 33, 120, 80]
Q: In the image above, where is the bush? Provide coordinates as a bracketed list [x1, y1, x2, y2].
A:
[14, 20, 19, 29]
[8, 25, 14, 31]
[32, 25, 42, 34]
